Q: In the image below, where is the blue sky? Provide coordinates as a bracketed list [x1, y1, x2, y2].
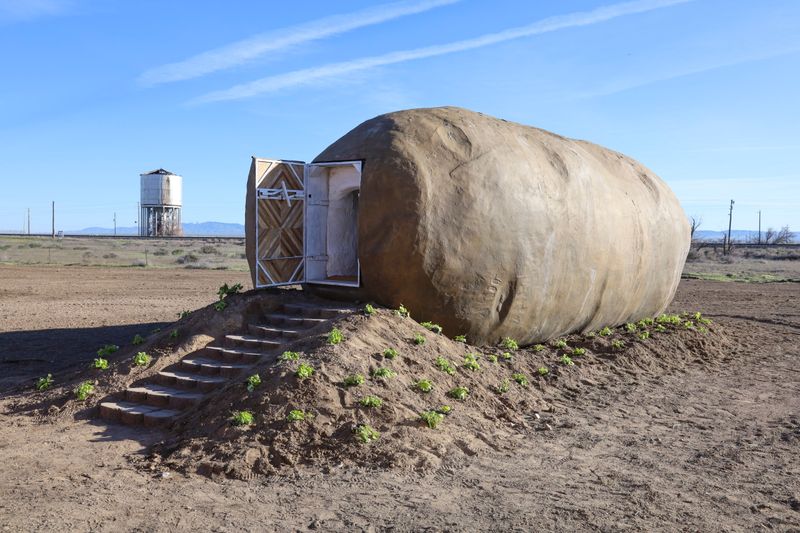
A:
[0, 0, 798, 233]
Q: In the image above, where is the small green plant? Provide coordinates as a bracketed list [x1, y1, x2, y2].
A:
[214, 300, 227, 312]
[554, 339, 568, 349]
[413, 333, 426, 345]
[487, 354, 498, 363]
[382, 348, 398, 359]
[692, 311, 703, 321]
[74, 381, 95, 401]
[413, 379, 433, 393]
[697, 326, 709, 334]
[435, 356, 456, 375]
[395, 304, 410, 318]
[280, 351, 300, 362]
[169, 329, 179, 340]
[599, 327, 613, 337]
[448, 386, 469, 400]
[538, 366, 549, 376]
[421, 321, 443, 334]
[231, 410, 254, 426]
[611, 339, 625, 350]
[364, 303, 376, 316]
[571, 347, 586, 356]
[372, 367, 397, 379]
[560, 354, 574, 366]
[438, 405, 452, 415]
[35, 374, 53, 391]
[624, 323, 637, 333]
[359, 395, 383, 408]
[533, 344, 546, 352]
[501, 337, 519, 351]
[638, 331, 650, 340]
[501, 351, 512, 361]
[463, 353, 480, 371]
[327, 328, 344, 345]
[295, 363, 315, 380]
[177, 310, 190, 319]
[97, 344, 119, 357]
[92, 358, 109, 370]
[286, 409, 307, 422]
[496, 379, 511, 394]
[512, 373, 528, 386]
[657, 313, 682, 325]
[683, 320, 695, 330]
[638, 317, 655, 328]
[342, 374, 365, 387]
[132, 352, 151, 366]
[217, 282, 243, 299]
[454, 334, 467, 343]
[586, 331, 597, 338]
[698, 317, 712, 326]
[354, 424, 380, 443]
[419, 410, 444, 429]
[246, 373, 261, 392]
[131, 334, 145, 345]
[654, 324, 667, 333]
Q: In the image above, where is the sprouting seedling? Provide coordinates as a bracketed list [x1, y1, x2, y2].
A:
[327, 328, 344, 345]
[217, 282, 243, 299]
[295, 363, 315, 380]
[502, 352, 512, 362]
[692, 311, 703, 321]
[463, 353, 480, 371]
[97, 344, 119, 357]
[454, 335, 467, 343]
[364, 303, 376, 316]
[131, 334, 145, 345]
[169, 329, 179, 340]
[560, 354, 574, 366]
[280, 351, 300, 362]
[435, 356, 456, 375]
[372, 367, 397, 379]
[638, 331, 650, 341]
[214, 300, 227, 312]
[413, 333, 426, 345]
[359, 395, 383, 408]
[177, 310, 190, 319]
[487, 354, 498, 363]
[419, 410, 444, 429]
[246, 373, 261, 392]
[533, 344, 546, 352]
[495, 379, 511, 394]
[554, 339, 568, 349]
[231, 410, 254, 426]
[382, 348, 398, 359]
[698, 317, 712, 326]
[92, 358, 109, 370]
[342, 374, 365, 387]
[611, 339, 625, 350]
[438, 405, 452, 415]
[512, 373, 528, 386]
[624, 323, 637, 333]
[395, 304, 410, 318]
[501, 337, 519, 351]
[538, 367, 549, 376]
[74, 381, 95, 401]
[683, 321, 695, 330]
[448, 387, 469, 401]
[132, 352, 151, 366]
[413, 379, 433, 393]
[286, 409, 308, 422]
[421, 321, 443, 334]
[35, 374, 53, 391]
[654, 324, 667, 333]
[599, 327, 613, 337]
[638, 317, 655, 328]
[571, 347, 586, 356]
[354, 424, 380, 443]
[657, 313, 682, 325]
[697, 326, 709, 334]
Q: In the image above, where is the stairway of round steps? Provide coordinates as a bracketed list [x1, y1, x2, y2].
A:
[98, 299, 356, 428]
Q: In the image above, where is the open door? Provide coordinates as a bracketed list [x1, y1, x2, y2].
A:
[254, 158, 306, 287]
[253, 157, 362, 289]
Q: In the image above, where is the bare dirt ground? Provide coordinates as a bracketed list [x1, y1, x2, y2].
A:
[1, 265, 799, 531]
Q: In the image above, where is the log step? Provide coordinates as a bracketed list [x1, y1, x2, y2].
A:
[261, 313, 329, 328]
[155, 370, 227, 392]
[247, 324, 304, 340]
[206, 344, 269, 362]
[180, 357, 251, 377]
[125, 384, 204, 410]
[99, 401, 179, 427]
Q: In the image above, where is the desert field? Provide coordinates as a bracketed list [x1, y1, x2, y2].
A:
[1, 244, 799, 531]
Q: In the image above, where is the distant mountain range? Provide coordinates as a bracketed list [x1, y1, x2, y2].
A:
[69, 221, 245, 237]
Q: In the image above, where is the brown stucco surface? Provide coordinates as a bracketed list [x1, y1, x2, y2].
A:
[247, 107, 690, 344]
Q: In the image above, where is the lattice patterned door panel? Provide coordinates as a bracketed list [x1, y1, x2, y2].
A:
[254, 159, 306, 287]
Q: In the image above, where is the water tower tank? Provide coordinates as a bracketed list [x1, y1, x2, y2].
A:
[139, 168, 183, 237]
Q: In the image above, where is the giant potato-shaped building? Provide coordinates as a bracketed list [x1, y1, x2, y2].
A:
[246, 107, 690, 345]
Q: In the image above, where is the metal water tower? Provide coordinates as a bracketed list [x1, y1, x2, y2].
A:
[139, 168, 183, 237]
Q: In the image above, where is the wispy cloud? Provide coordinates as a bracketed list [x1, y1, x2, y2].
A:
[139, 0, 460, 86]
[191, 0, 694, 104]
[0, 0, 70, 22]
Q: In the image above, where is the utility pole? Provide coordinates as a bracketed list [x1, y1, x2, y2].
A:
[725, 199, 735, 254]
[27, 208, 30, 235]
[758, 210, 762, 245]
[113, 212, 117, 236]
[51, 201, 55, 239]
